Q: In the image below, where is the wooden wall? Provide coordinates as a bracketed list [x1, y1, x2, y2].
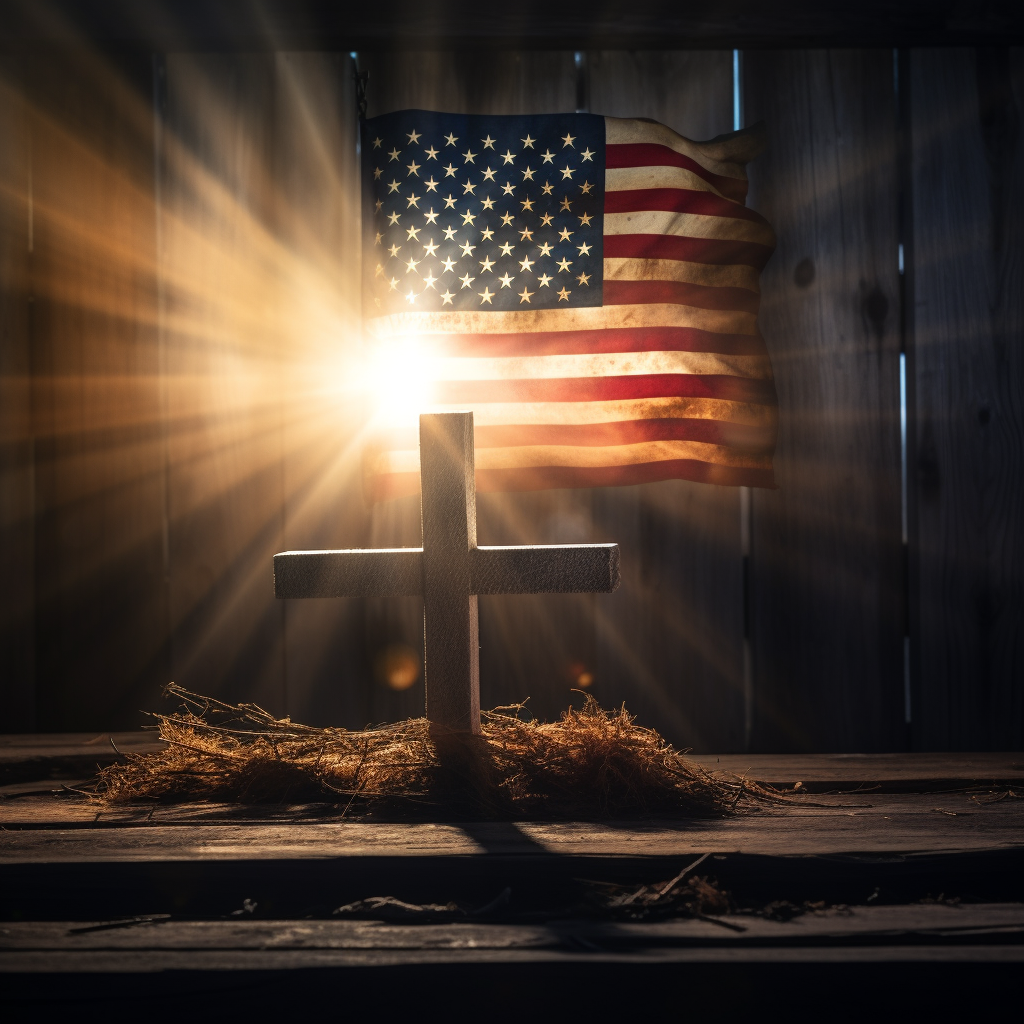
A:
[0, 58, 33, 729]
[744, 50, 905, 751]
[0, 45, 1020, 751]
[908, 49, 1024, 749]
[4, 50, 169, 732]
[156, 52, 369, 726]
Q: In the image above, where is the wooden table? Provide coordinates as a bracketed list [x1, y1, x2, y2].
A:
[2, 734, 1022, 1012]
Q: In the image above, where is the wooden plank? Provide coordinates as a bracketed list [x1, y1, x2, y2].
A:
[361, 51, 577, 118]
[690, 751, 1024, 785]
[907, 49, 1024, 750]
[0, 58, 34, 730]
[3, 903, 1022, 955]
[4, 737, 1020, 786]
[5, 4, 1024, 51]
[586, 50, 745, 751]
[4, 789, 1023, 828]
[0, 731, 164, 761]
[272, 53, 371, 727]
[25, 52, 168, 730]
[160, 54, 286, 714]
[743, 51, 905, 752]
[4, 945, 1022, 974]
[587, 50, 735, 142]
[359, 51, 595, 727]
[2, 793, 1022, 854]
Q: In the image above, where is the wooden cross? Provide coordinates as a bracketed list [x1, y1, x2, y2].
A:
[274, 412, 620, 734]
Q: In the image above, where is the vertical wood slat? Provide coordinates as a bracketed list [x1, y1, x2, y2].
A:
[586, 50, 745, 751]
[908, 48, 1024, 750]
[0, 60, 34, 729]
[273, 53, 371, 726]
[26, 52, 168, 730]
[744, 50, 905, 752]
[360, 51, 593, 726]
[161, 55, 286, 713]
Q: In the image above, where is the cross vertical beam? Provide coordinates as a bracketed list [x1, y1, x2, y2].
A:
[419, 412, 480, 734]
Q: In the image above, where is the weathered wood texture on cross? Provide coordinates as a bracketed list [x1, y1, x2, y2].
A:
[274, 412, 620, 733]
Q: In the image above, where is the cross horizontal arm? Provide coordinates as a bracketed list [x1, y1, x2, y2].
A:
[273, 549, 422, 599]
[471, 544, 620, 595]
[273, 544, 620, 598]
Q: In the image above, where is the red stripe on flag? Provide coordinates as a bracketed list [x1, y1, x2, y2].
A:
[472, 418, 775, 450]
[602, 233, 773, 270]
[410, 326, 769, 358]
[369, 460, 776, 501]
[605, 143, 748, 203]
[605, 188, 768, 224]
[603, 279, 761, 315]
[477, 460, 776, 492]
[434, 374, 778, 406]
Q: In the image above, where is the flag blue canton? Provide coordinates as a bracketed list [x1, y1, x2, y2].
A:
[362, 111, 605, 313]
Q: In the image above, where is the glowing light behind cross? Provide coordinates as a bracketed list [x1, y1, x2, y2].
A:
[360, 333, 436, 427]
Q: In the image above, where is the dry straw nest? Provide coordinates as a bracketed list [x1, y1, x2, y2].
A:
[100, 684, 778, 819]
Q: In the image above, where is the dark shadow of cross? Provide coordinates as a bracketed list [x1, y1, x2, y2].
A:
[274, 412, 620, 734]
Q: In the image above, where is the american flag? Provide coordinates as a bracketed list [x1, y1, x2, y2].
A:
[361, 110, 777, 500]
